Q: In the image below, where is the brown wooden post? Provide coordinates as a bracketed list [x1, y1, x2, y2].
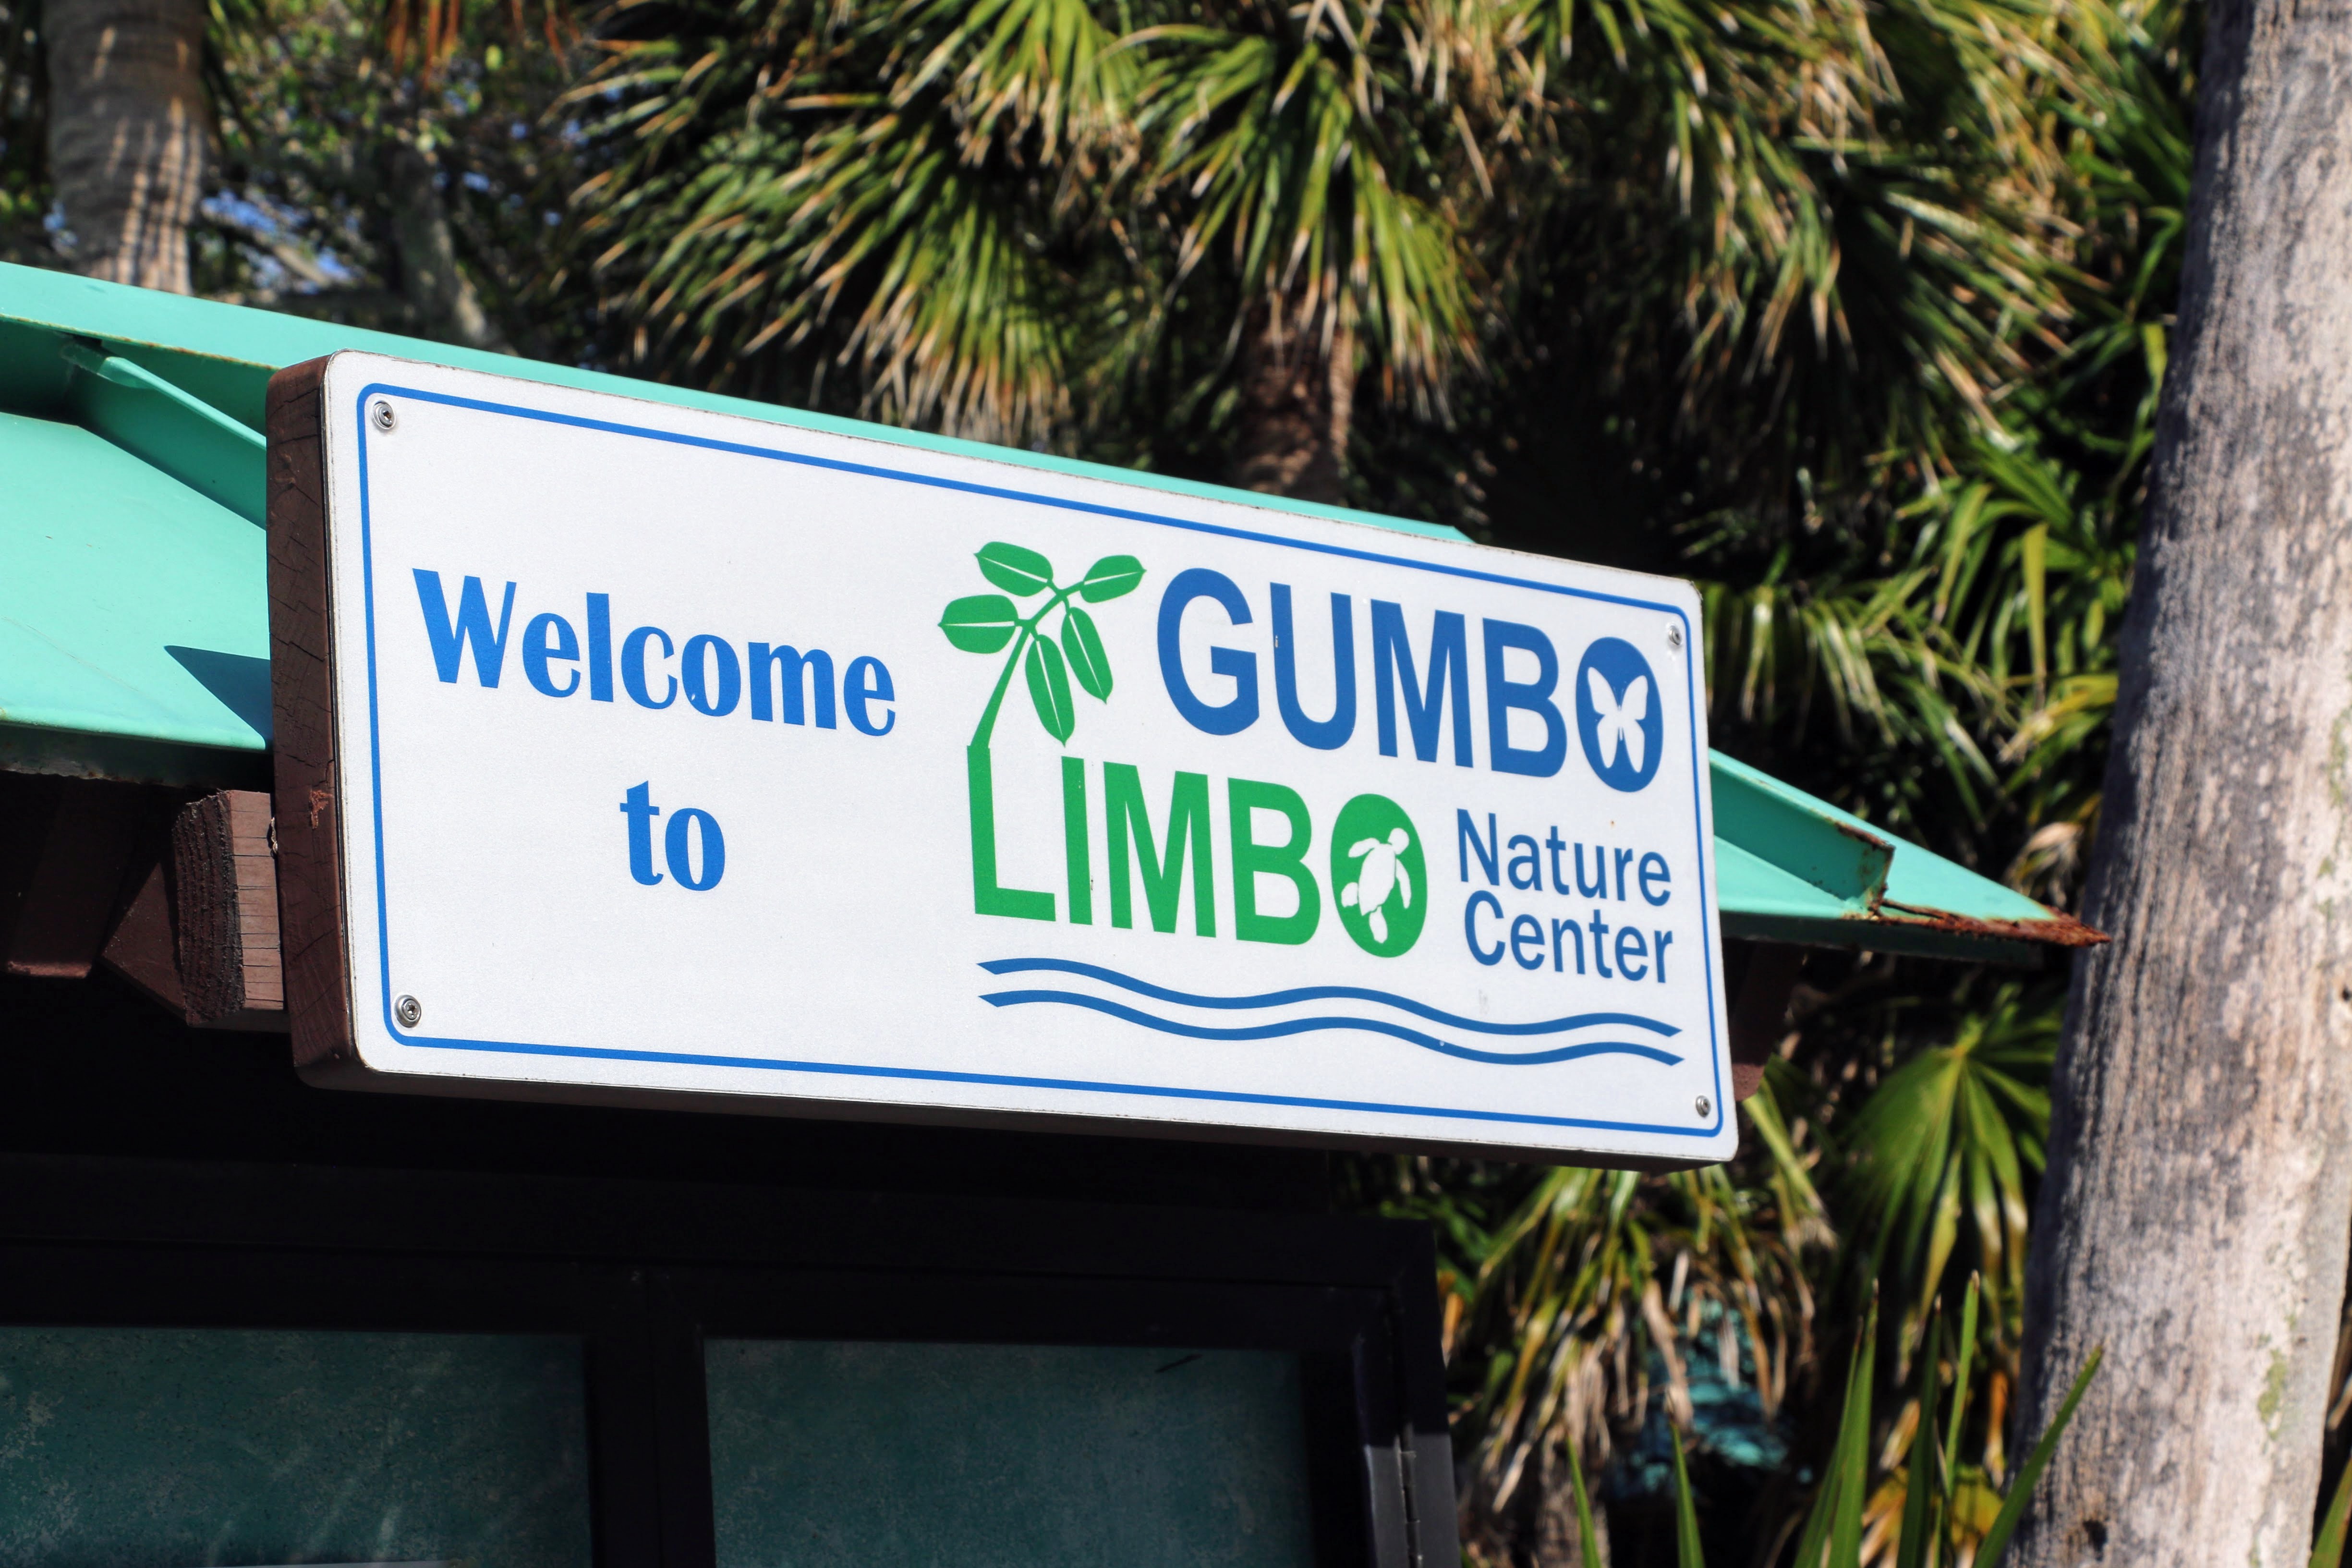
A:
[264, 356, 354, 1067]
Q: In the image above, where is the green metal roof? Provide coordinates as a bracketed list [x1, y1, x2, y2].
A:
[0, 262, 2098, 960]
[0, 408, 268, 781]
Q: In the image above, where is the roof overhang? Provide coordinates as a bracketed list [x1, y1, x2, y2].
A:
[0, 263, 2101, 966]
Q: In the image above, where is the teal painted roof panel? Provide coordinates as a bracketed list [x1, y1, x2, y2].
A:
[0, 408, 270, 759]
[1708, 749, 2099, 957]
[1713, 750, 2052, 924]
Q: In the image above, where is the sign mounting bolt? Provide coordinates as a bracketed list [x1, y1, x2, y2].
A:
[371, 401, 397, 433]
[1695, 1094, 1712, 1118]
[395, 995, 422, 1028]
[1666, 623, 1684, 652]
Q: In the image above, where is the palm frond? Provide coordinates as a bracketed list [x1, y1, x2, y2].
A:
[568, 0, 1123, 441]
[1835, 982, 2051, 1411]
[1461, 1072, 1832, 1512]
[1127, 0, 1485, 409]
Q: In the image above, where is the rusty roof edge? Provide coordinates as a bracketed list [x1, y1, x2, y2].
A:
[1833, 817, 1894, 914]
[1873, 898, 2111, 948]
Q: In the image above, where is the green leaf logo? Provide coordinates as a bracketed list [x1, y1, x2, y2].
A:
[939, 543, 1146, 747]
[939, 594, 1021, 653]
[1025, 638, 1077, 743]
[1061, 606, 1113, 700]
[977, 542, 1055, 597]
[1079, 555, 1145, 602]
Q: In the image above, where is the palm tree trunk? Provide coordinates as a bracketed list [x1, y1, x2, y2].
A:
[2010, 0, 2352, 1557]
[1230, 301, 1353, 505]
[44, 0, 209, 292]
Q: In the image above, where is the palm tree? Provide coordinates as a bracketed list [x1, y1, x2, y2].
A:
[563, 0, 1125, 444]
[19, 0, 553, 317]
[1123, 0, 1486, 498]
[43, 0, 211, 289]
[564, 0, 1491, 497]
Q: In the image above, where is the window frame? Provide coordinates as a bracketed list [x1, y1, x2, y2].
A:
[0, 1151, 1456, 1568]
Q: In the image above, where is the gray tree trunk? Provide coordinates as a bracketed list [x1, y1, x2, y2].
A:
[2012, 0, 2352, 1560]
[44, 0, 209, 292]
[387, 133, 509, 352]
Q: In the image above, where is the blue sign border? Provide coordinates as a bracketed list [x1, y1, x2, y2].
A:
[349, 378, 1727, 1141]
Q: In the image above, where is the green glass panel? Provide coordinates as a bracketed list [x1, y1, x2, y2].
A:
[705, 1340, 1317, 1568]
[0, 1328, 591, 1568]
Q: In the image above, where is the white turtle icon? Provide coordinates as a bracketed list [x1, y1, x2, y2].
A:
[1341, 828, 1415, 943]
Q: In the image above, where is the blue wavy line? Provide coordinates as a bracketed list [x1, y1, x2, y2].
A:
[982, 990, 1685, 1068]
[979, 958, 1679, 1038]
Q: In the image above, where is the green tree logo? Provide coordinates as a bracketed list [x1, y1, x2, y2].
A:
[939, 543, 1146, 745]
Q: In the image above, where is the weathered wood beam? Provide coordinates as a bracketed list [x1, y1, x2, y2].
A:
[170, 789, 286, 1031]
[98, 857, 185, 1013]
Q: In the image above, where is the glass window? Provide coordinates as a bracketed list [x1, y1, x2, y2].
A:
[0, 1328, 590, 1568]
[704, 1339, 1317, 1568]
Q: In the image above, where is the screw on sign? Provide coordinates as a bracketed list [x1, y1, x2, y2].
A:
[372, 400, 397, 432]
[394, 995, 422, 1028]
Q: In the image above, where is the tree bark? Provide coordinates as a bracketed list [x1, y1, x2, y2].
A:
[1230, 302, 1352, 505]
[44, 0, 209, 292]
[387, 132, 509, 352]
[2012, 0, 2352, 1560]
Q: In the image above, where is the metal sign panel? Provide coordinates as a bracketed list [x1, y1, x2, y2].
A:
[277, 351, 1734, 1163]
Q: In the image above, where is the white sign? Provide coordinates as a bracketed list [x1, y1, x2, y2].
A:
[303, 351, 1734, 1163]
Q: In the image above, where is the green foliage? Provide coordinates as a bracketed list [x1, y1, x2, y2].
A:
[1685, 0, 2184, 871]
[1556, 1287, 2101, 1567]
[1788, 1303, 1873, 1568]
[1670, 1428, 1705, 1568]
[1836, 984, 2053, 1377]
[1125, 0, 1482, 401]
[1446, 1077, 1832, 1519]
[0, 0, 48, 268]
[561, 0, 1129, 438]
[189, 0, 579, 344]
[2314, 1459, 2352, 1568]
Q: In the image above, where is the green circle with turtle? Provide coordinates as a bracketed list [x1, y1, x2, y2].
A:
[1330, 794, 1427, 957]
